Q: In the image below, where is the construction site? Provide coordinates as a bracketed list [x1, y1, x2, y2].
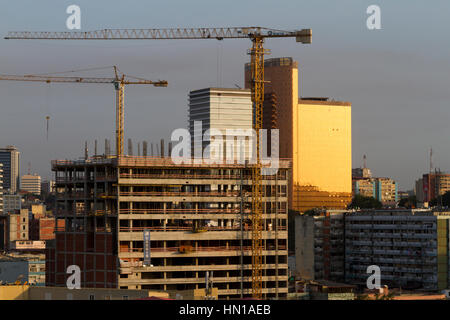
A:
[46, 155, 290, 299]
[0, 26, 315, 299]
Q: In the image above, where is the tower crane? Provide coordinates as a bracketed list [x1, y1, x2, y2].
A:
[0, 66, 168, 156]
[5, 26, 312, 299]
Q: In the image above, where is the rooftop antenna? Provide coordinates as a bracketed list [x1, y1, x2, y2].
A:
[363, 154, 367, 169]
[27, 162, 31, 175]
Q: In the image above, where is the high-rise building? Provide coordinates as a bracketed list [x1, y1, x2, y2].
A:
[47, 156, 290, 299]
[293, 99, 352, 211]
[0, 146, 20, 194]
[245, 58, 352, 212]
[20, 174, 41, 195]
[188, 88, 253, 161]
[420, 172, 450, 204]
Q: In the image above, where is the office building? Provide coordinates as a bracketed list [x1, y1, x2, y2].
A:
[245, 58, 352, 212]
[21, 174, 41, 195]
[0, 146, 20, 194]
[188, 88, 253, 161]
[47, 156, 290, 299]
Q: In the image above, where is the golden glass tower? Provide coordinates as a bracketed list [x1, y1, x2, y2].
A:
[245, 58, 352, 212]
[293, 99, 352, 212]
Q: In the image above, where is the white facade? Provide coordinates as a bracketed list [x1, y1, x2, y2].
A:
[21, 174, 41, 195]
[188, 88, 253, 162]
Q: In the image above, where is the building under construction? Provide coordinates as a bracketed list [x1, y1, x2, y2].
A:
[46, 155, 290, 299]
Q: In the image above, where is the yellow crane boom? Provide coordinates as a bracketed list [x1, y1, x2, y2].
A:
[0, 67, 168, 156]
[5, 26, 311, 299]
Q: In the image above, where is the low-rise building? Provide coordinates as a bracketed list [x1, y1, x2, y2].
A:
[7, 252, 45, 286]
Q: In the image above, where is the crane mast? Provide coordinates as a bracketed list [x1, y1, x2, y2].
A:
[5, 26, 311, 299]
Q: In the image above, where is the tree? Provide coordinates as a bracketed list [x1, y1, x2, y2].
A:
[398, 195, 417, 209]
[430, 191, 450, 207]
[349, 194, 382, 209]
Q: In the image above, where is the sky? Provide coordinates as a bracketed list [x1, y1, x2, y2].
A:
[0, 0, 449, 190]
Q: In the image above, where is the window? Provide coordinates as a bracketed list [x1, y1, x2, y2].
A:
[122, 295, 128, 300]
[89, 294, 95, 300]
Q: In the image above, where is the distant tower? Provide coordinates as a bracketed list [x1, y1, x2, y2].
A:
[84, 141, 88, 160]
[430, 147, 433, 174]
[363, 154, 367, 169]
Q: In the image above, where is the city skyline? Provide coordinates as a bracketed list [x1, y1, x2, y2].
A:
[1, 0, 450, 190]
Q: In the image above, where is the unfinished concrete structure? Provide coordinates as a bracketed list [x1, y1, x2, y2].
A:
[294, 210, 345, 282]
[47, 156, 290, 299]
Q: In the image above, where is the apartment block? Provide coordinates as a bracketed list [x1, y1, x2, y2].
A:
[345, 209, 449, 290]
[294, 211, 345, 282]
[47, 156, 290, 299]
[420, 172, 450, 203]
[353, 176, 398, 206]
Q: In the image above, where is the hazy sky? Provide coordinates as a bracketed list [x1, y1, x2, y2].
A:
[0, 0, 449, 190]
